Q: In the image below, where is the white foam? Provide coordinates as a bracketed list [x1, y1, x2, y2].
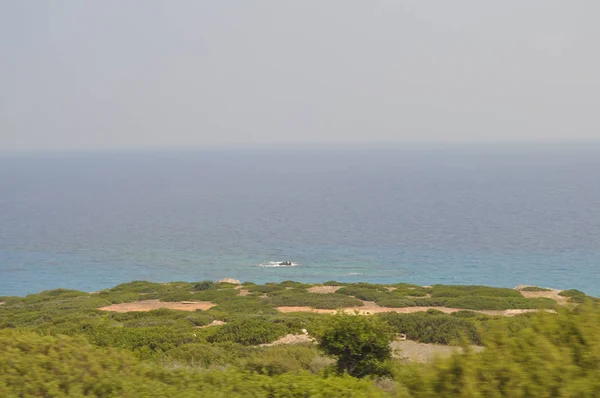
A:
[259, 261, 298, 268]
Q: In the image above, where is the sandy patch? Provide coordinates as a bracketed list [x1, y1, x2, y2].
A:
[260, 333, 315, 347]
[391, 340, 484, 363]
[197, 320, 227, 328]
[238, 289, 250, 296]
[517, 288, 570, 306]
[275, 305, 504, 315]
[307, 285, 342, 294]
[99, 299, 216, 312]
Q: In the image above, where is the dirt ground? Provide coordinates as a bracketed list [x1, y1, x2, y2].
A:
[307, 286, 342, 294]
[516, 287, 570, 306]
[98, 299, 216, 312]
[391, 340, 485, 363]
[260, 333, 315, 347]
[276, 302, 507, 316]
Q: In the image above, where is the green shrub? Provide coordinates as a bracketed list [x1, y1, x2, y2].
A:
[450, 310, 487, 319]
[0, 330, 387, 397]
[559, 289, 588, 303]
[238, 345, 320, 375]
[207, 318, 288, 346]
[395, 304, 600, 397]
[278, 280, 311, 289]
[314, 312, 394, 378]
[164, 342, 247, 368]
[379, 312, 481, 345]
[336, 286, 389, 301]
[323, 281, 345, 286]
[190, 289, 239, 302]
[444, 296, 556, 310]
[193, 280, 216, 291]
[431, 285, 522, 298]
[246, 284, 285, 294]
[268, 292, 363, 309]
[375, 298, 418, 308]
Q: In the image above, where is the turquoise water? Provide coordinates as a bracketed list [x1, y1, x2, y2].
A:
[1, 147, 599, 296]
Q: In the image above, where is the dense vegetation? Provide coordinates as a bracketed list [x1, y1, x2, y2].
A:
[0, 280, 598, 397]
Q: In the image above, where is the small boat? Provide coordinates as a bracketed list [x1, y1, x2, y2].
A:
[279, 261, 293, 266]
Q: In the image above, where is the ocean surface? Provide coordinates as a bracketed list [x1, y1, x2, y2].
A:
[1, 146, 599, 297]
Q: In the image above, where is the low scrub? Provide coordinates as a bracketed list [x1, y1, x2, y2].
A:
[431, 285, 522, 298]
[268, 291, 363, 309]
[379, 312, 481, 345]
[207, 318, 288, 346]
[559, 289, 588, 303]
[444, 296, 556, 310]
[190, 289, 239, 302]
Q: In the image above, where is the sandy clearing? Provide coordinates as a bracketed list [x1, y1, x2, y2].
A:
[307, 286, 342, 294]
[275, 305, 506, 316]
[196, 320, 227, 328]
[99, 299, 216, 312]
[392, 340, 485, 363]
[260, 333, 315, 347]
[517, 288, 570, 306]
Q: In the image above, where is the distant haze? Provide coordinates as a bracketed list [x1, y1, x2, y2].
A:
[1, 1, 598, 151]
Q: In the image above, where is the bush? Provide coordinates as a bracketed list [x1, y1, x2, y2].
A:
[376, 297, 450, 308]
[268, 292, 364, 309]
[238, 345, 320, 375]
[207, 318, 288, 346]
[395, 304, 600, 397]
[559, 289, 588, 303]
[189, 289, 239, 302]
[0, 330, 387, 397]
[278, 281, 311, 289]
[379, 312, 481, 345]
[444, 296, 556, 310]
[336, 286, 388, 302]
[314, 312, 394, 378]
[246, 284, 286, 294]
[431, 285, 522, 298]
[164, 342, 246, 368]
[193, 280, 216, 291]
[375, 298, 418, 308]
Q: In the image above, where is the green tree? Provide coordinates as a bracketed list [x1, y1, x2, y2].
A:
[314, 311, 394, 378]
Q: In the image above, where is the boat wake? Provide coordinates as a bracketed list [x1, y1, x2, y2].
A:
[259, 261, 298, 268]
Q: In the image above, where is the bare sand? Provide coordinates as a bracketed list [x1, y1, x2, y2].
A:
[99, 299, 216, 312]
[391, 340, 485, 363]
[307, 286, 342, 294]
[260, 333, 315, 347]
[516, 287, 570, 306]
[196, 320, 227, 328]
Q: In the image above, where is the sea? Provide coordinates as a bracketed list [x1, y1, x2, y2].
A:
[1, 145, 599, 297]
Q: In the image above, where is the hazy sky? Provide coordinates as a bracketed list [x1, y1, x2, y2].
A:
[1, 1, 598, 150]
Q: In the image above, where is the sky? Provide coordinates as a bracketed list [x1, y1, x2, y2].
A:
[1, 1, 599, 151]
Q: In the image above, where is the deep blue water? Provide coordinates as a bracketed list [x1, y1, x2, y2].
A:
[1, 146, 599, 296]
